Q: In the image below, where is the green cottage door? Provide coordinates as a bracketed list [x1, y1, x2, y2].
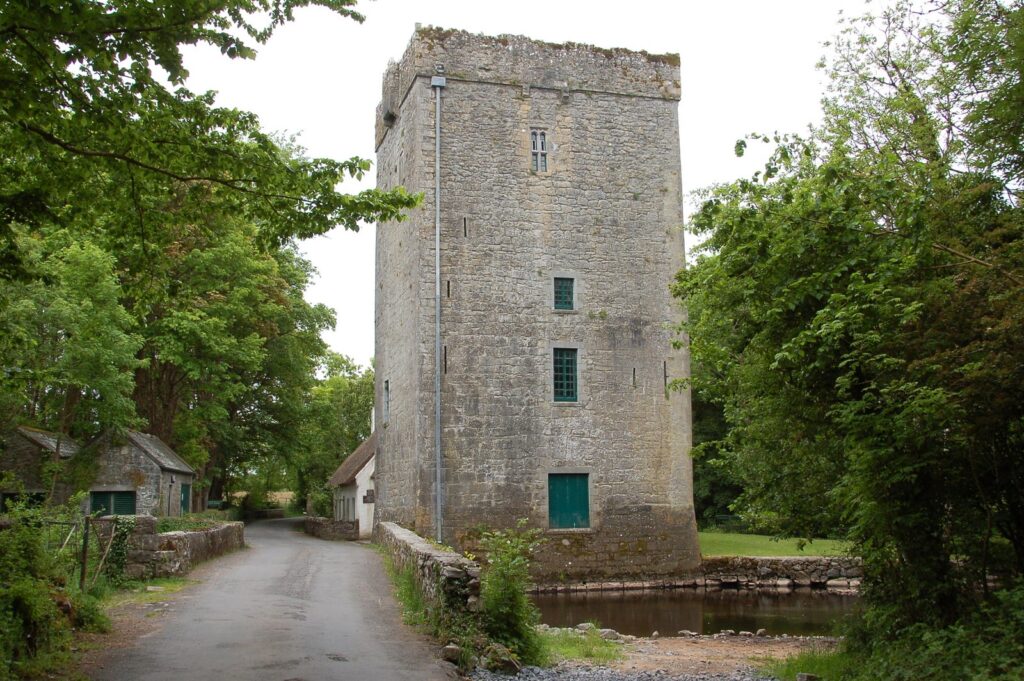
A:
[548, 473, 590, 529]
[180, 483, 191, 515]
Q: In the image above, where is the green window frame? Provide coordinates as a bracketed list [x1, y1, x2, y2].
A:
[90, 491, 136, 516]
[553, 348, 578, 402]
[548, 473, 590, 529]
[553, 277, 574, 310]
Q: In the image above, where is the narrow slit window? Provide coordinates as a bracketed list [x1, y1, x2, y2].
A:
[531, 129, 549, 172]
[444, 345, 447, 374]
[553, 348, 578, 402]
[463, 217, 468, 237]
[383, 379, 390, 424]
[447, 280, 450, 298]
[553, 277, 574, 310]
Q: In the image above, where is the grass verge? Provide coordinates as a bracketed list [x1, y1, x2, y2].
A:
[699, 531, 850, 557]
[539, 627, 624, 665]
[760, 647, 854, 680]
[96, 576, 196, 608]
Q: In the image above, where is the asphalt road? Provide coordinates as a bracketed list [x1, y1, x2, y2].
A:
[90, 518, 456, 681]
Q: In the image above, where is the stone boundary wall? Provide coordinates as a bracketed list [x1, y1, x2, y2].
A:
[702, 556, 862, 590]
[375, 521, 481, 616]
[304, 516, 359, 541]
[93, 516, 244, 580]
[533, 556, 863, 594]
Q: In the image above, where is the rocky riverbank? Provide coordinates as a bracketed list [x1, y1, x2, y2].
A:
[470, 625, 837, 681]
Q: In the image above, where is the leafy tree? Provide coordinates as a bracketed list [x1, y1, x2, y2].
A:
[0, 1, 420, 506]
[676, 0, 1024, 652]
[0, 1, 418, 248]
[294, 354, 373, 513]
[0, 230, 141, 439]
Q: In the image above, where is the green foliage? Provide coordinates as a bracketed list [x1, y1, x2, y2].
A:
[305, 484, 333, 518]
[154, 515, 217, 534]
[677, 0, 1024, 648]
[0, 0, 421, 509]
[539, 627, 622, 666]
[478, 521, 546, 667]
[0, 500, 99, 680]
[293, 355, 374, 511]
[103, 516, 136, 587]
[762, 646, 853, 681]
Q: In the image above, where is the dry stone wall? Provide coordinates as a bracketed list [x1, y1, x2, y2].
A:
[702, 556, 863, 591]
[304, 515, 359, 541]
[93, 516, 244, 580]
[375, 521, 480, 616]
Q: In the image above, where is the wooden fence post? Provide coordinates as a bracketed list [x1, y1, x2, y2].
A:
[79, 518, 90, 591]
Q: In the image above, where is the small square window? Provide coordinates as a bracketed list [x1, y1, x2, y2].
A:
[554, 277, 574, 310]
[553, 348, 578, 402]
[549, 473, 589, 529]
[531, 129, 549, 172]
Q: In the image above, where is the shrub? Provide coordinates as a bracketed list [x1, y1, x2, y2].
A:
[478, 520, 546, 667]
[0, 501, 81, 679]
[846, 582, 1024, 681]
[156, 515, 221, 533]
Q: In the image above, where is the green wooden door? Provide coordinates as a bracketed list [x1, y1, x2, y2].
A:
[180, 483, 191, 515]
[548, 474, 590, 529]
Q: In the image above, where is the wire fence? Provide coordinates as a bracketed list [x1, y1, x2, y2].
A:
[8, 510, 120, 591]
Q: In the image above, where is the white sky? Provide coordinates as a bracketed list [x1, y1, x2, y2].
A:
[181, 0, 885, 368]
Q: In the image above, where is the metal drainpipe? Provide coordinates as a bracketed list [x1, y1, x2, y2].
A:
[431, 73, 446, 543]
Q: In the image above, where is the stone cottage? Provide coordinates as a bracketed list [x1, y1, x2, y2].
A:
[0, 426, 80, 508]
[90, 431, 195, 517]
[373, 28, 700, 579]
[328, 431, 376, 540]
[1, 428, 194, 516]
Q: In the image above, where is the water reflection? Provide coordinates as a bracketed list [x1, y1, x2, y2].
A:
[532, 588, 858, 637]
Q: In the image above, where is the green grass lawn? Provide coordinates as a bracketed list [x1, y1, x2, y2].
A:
[699, 531, 850, 557]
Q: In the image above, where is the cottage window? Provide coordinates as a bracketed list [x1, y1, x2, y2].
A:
[531, 129, 549, 172]
[554, 277, 574, 310]
[553, 348, 578, 402]
[90, 491, 136, 516]
[548, 473, 589, 529]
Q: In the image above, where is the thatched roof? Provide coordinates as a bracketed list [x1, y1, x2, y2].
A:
[328, 432, 377, 488]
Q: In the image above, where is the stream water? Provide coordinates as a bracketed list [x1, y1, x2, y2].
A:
[533, 588, 858, 637]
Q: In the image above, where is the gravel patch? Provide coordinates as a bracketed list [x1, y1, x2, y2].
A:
[471, 663, 772, 681]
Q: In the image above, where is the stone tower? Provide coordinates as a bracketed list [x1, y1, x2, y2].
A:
[373, 27, 700, 579]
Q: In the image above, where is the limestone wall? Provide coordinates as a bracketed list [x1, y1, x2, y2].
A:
[375, 521, 480, 616]
[702, 556, 862, 591]
[90, 443, 163, 515]
[93, 516, 244, 580]
[532, 556, 863, 593]
[304, 515, 359, 541]
[374, 27, 700, 580]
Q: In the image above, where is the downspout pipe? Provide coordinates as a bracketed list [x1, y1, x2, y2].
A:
[431, 74, 446, 543]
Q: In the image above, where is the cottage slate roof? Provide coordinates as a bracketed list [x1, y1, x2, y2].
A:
[127, 431, 194, 475]
[15, 426, 80, 459]
[328, 432, 377, 488]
